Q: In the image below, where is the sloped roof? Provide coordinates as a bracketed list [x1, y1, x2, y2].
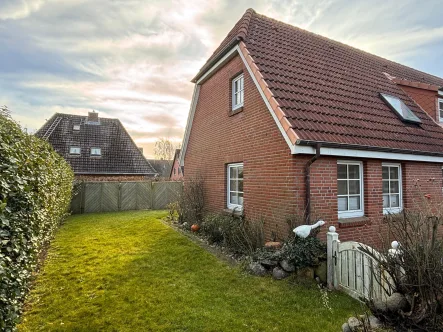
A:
[195, 9, 443, 156]
[36, 113, 157, 175]
[147, 159, 172, 178]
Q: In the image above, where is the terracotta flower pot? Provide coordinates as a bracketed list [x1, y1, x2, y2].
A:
[191, 224, 200, 232]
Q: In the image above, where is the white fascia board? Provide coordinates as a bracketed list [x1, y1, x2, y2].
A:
[179, 85, 200, 166]
[196, 46, 239, 85]
[294, 145, 443, 163]
[439, 90, 443, 96]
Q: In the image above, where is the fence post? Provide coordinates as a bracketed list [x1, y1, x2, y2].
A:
[327, 226, 339, 289]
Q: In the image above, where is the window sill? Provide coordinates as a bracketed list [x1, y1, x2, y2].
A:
[223, 208, 243, 217]
[338, 216, 370, 228]
[230, 107, 244, 116]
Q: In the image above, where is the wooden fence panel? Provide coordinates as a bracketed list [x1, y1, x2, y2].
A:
[71, 181, 181, 214]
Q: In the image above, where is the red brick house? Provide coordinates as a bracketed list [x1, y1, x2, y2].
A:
[169, 149, 184, 181]
[179, 9, 443, 246]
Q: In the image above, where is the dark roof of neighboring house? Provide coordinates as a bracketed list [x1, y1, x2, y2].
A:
[194, 9, 443, 156]
[147, 159, 172, 178]
[35, 113, 157, 175]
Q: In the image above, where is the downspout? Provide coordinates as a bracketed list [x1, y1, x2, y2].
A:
[305, 143, 321, 224]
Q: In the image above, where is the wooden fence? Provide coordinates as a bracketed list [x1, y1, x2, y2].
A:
[71, 181, 183, 214]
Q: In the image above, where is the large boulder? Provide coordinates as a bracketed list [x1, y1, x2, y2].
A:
[372, 299, 388, 313]
[249, 262, 267, 277]
[341, 323, 351, 332]
[260, 259, 278, 268]
[280, 260, 295, 272]
[347, 317, 361, 331]
[386, 292, 409, 312]
[314, 261, 327, 283]
[272, 267, 290, 280]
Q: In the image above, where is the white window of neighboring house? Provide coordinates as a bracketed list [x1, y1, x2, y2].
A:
[337, 161, 364, 218]
[69, 146, 81, 155]
[438, 98, 443, 122]
[73, 125, 80, 131]
[227, 163, 243, 209]
[382, 163, 402, 214]
[90, 147, 101, 156]
[232, 74, 244, 110]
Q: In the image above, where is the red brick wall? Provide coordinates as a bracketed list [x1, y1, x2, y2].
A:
[400, 85, 439, 122]
[170, 158, 184, 181]
[184, 54, 443, 246]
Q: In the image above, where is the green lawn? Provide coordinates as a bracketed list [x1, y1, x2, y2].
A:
[19, 210, 360, 331]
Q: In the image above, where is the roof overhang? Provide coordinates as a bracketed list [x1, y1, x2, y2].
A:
[180, 43, 443, 166]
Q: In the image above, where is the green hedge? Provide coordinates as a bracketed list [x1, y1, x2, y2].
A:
[0, 109, 74, 330]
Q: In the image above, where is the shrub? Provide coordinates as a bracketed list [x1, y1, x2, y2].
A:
[362, 207, 443, 331]
[253, 236, 327, 269]
[0, 108, 74, 330]
[201, 213, 265, 255]
[178, 176, 205, 225]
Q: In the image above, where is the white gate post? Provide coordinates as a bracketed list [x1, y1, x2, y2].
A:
[327, 226, 339, 289]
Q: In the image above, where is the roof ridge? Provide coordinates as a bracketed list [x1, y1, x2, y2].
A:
[251, 10, 443, 83]
[236, 8, 255, 41]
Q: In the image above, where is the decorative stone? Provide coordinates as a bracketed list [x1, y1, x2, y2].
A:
[368, 315, 382, 329]
[296, 267, 314, 279]
[280, 260, 295, 272]
[372, 299, 388, 313]
[249, 262, 267, 277]
[265, 241, 282, 249]
[314, 261, 327, 283]
[260, 259, 278, 268]
[386, 292, 409, 312]
[341, 322, 351, 332]
[347, 317, 361, 330]
[272, 267, 289, 280]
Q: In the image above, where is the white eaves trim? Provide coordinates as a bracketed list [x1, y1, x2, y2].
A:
[295, 145, 443, 163]
[179, 43, 443, 166]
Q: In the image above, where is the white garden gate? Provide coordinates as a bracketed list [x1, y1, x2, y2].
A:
[327, 226, 396, 302]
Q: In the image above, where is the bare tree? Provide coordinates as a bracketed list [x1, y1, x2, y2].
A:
[154, 137, 175, 160]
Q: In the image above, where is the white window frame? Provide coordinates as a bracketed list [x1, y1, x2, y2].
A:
[90, 147, 101, 156]
[69, 146, 81, 155]
[382, 163, 403, 215]
[227, 163, 243, 210]
[337, 160, 364, 219]
[73, 125, 80, 131]
[438, 98, 443, 123]
[232, 73, 244, 111]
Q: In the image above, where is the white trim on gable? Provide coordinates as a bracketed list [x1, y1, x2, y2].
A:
[179, 84, 200, 166]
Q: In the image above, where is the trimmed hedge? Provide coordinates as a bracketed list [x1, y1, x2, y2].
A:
[0, 108, 74, 330]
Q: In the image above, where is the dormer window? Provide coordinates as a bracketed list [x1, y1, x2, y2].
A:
[380, 93, 421, 124]
[73, 125, 80, 131]
[438, 98, 443, 122]
[232, 73, 244, 111]
[69, 147, 81, 155]
[90, 147, 101, 156]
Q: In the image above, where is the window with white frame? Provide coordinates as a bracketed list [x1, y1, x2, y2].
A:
[90, 147, 101, 156]
[227, 163, 243, 209]
[69, 146, 81, 155]
[382, 163, 402, 214]
[438, 98, 443, 122]
[337, 161, 364, 218]
[232, 74, 244, 110]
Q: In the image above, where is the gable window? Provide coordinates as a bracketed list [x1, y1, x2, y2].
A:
[232, 74, 244, 110]
[337, 161, 364, 218]
[382, 163, 402, 214]
[90, 147, 101, 156]
[439, 98, 443, 122]
[69, 146, 81, 155]
[227, 163, 243, 209]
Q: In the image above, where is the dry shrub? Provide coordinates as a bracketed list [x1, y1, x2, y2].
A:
[361, 200, 443, 331]
[178, 175, 205, 225]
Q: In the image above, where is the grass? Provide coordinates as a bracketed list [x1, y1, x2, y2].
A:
[19, 210, 361, 331]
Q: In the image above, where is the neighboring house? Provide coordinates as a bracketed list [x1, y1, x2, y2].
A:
[147, 159, 173, 179]
[169, 149, 184, 181]
[180, 8, 443, 246]
[36, 111, 157, 181]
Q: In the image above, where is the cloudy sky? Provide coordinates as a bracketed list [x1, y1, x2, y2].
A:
[1, 0, 442, 158]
